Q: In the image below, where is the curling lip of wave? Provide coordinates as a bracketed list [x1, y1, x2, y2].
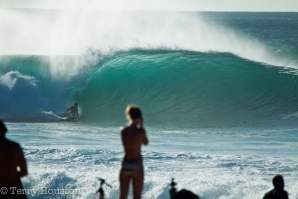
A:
[76, 50, 298, 127]
[0, 50, 298, 126]
[1, 9, 297, 71]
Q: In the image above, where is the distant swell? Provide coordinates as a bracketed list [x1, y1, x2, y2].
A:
[1, 50, 298, 127]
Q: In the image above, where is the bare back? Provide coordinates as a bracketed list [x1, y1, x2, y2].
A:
[121, 126, 148, 163]
[119, 107, 148, 199]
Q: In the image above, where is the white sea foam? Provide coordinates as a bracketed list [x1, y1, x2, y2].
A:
[6, 123, 298, 199]
[22, 148, 298, 199]
[1, 9, 297, 78]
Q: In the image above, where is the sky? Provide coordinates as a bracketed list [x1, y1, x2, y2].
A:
[0, 0, 298, 12]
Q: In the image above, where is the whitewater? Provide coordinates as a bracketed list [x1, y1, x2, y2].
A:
[0, 9, 298, 199]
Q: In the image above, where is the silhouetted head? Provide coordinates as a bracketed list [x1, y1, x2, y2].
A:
[74, 103, 78, 107]
[272, 174, 284, 190]
[0, 120, 8, 136]
[173, 189, 199, 199]
[126, 105, 142, 121]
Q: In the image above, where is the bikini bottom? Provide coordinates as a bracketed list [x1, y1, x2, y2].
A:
[121, 159, 142, 174]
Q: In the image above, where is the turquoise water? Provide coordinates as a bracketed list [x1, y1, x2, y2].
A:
[1, 51, 298, 127]
[1, 10, 298, 198]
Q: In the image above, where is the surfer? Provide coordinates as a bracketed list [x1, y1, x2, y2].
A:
[119, 105, 149, 199]
[64, 102, 80, 120]
[263, 174, 288, 199]
[0, 120, 28, 199]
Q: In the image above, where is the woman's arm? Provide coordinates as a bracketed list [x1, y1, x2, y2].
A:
[139, 117, 148, 145]
[141, 129, 148, 145]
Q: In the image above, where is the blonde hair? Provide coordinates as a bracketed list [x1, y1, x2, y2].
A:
[126, 104, 142, 121]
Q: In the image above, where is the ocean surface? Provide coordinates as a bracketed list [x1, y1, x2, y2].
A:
[1, 10, 298, 198]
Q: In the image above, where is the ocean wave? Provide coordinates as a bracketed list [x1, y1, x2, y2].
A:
[1, 50, 298, 126]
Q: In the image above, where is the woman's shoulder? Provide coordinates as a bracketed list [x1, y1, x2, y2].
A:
[120, 126, 129, 131]
[120, 126, 145, 133]
[120, 126, 131, 134]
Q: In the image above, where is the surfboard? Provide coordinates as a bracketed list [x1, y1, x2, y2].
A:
[59, 116, 77, 122]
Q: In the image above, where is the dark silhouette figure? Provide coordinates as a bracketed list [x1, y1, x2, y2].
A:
[0, 120, 28, 199]
[263, 174, 288, 199]
[169, 178, 199, 199]
[119, 105, 148, 199]
[94, 178, 112, 199]
[173, 189, 199, 199]
[169, 178, 177, 199]
[64, 102, 79, 119]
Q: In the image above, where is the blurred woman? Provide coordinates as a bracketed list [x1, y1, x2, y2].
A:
[119, 105, 149, 199]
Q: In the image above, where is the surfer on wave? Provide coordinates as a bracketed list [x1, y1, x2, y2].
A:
[64, 102, 80, 120]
